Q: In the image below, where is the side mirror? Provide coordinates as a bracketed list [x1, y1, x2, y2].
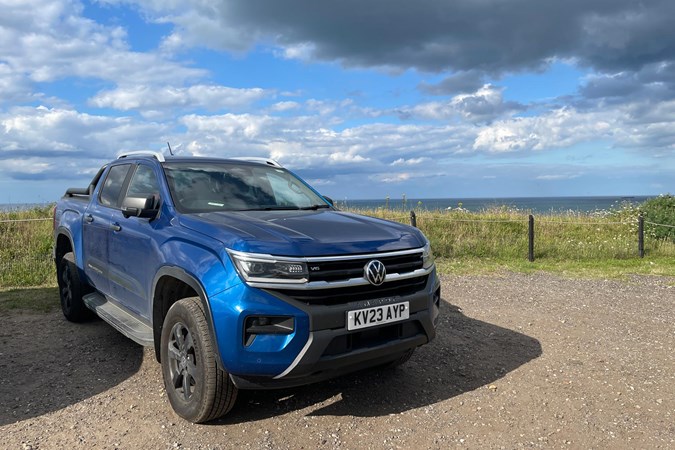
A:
[122, 195, 159, 219]
[323, 196, 335, 207]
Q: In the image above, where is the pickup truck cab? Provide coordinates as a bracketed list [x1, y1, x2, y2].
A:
[53, 151, 440, 423]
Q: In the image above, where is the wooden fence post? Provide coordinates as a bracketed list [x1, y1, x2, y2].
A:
[528, 214, 535, 262]
[638, 214, 644, 258]
[410, 210, 417, 228]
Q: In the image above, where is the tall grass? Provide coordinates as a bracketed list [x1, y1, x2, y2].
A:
[1, 203, 673, 290]
[0, 205, 55, 288]
[347, 204, 675, 276]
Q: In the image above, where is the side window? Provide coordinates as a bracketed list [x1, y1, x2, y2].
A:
[126, 165, 160, 200]
[99, 164, 131, 207]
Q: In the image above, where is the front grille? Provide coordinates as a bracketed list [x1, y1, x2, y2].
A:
[307, 252, 423, 283]
[268, 275, 428, 306]
[322, 321, 424, 356]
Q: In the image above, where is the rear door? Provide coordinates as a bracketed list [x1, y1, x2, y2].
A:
[82, 163, 132, 295]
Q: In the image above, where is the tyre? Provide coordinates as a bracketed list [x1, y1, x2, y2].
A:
[385, 348, 415, 369]
[57, 252, 93, 322]
[160, 297, 238, 423]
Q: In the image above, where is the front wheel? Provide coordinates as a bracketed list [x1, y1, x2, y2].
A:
[57, 252, 93, 322]
[384, 348, 415, 369]
[160, 297, 238, 423]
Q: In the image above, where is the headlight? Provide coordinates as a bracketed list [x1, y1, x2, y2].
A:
[422, 241, 435, 269]
[228, 250, 308, 284]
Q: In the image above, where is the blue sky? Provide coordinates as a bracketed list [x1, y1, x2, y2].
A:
[1, 0, 674, 203]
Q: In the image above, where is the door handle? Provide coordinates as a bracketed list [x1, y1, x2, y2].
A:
[84, 214, 94, 223]
[111, 222, 122, 232]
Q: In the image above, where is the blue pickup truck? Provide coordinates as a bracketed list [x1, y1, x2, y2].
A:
[53, 152, 440, 423]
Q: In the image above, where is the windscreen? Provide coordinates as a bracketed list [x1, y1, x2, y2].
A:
[163, 162, 329, 213]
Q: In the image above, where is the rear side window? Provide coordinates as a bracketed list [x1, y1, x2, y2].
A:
[99, 164, 131, 207]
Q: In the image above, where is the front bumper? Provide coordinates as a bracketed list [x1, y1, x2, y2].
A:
[212, 267, 440, 389]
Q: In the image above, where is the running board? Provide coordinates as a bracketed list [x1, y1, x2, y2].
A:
[83, 292, 154, 347]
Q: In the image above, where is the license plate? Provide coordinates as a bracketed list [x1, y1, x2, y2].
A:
[346, 301, 409, 331]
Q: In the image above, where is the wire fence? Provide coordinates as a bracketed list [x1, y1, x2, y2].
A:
[0, 217, 54, 288]
[370, 210, 675, 262]
[1, 211, 674, 289]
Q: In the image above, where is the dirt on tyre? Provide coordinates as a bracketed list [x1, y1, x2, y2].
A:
[57, 252, 94, 322]
[160, 297, 238, 423]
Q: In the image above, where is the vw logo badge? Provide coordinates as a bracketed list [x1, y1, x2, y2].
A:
[364, 260, 386, 286]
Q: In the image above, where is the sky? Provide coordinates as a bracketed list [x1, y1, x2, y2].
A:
[1, 0, 674, 203]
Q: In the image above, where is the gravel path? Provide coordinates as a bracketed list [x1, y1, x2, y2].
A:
[1, 273, 674, 449]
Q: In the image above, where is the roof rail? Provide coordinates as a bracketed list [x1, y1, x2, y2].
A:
[117, 151, 166, 162]
[230, 157, 283, 168]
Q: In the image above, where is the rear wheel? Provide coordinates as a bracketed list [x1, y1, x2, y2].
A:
[57, 252, 93, 322]
[160, 297, 237, 423]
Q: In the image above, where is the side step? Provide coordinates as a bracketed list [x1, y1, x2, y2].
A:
[83, 292, 154, 347]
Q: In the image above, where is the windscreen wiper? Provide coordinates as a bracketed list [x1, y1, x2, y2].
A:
[299, 204, 331, 210]
[234, 206, 301, 211]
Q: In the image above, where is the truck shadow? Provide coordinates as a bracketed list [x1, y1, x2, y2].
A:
[0, 288, 144, 426]
[223, 299, 542, 421]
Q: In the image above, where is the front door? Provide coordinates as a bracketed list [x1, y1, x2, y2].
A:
[107, 164, 162, 320]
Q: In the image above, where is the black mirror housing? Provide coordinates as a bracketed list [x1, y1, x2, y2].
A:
[122, 195, 159, 219]
[323, 196, 335, 207]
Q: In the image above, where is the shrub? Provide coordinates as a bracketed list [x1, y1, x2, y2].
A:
[640, 194, 675, 241]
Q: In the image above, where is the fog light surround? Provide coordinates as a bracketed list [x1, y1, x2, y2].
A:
[244, 315, 295, 346]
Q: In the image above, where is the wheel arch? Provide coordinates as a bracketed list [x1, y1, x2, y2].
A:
[151, 267, 221, 367]
[54, 228, 75, 263]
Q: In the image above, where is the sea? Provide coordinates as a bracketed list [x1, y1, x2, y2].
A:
[0, 196, 655, 214]
[334, 196, 655, 214]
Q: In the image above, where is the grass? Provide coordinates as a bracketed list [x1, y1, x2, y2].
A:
[1, 202, 674, 302]
[347, 204, 675, 279]
[0, 287, 59, 313]
[0, 204, 56, 288]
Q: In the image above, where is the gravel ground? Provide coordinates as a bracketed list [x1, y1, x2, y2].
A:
[1, 273, 674, 449]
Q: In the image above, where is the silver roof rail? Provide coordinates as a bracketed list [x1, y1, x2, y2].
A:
[117, 151, 166, 162]
[230, 157, 283, 168]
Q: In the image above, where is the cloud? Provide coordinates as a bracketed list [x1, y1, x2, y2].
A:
[391, 157, 429, 166]
[375, 173, 411, 183]
[536, 173, 583, 181]
[109, 0, 675, 77]
[0, 106, 168, 179]
[418, 71, 486, 95]
[269, 101, 301, 112]
[328, 152, 369, 164]
[0, 0, 205, 105]
[89, 85, 270, 114]
[395, 85, 524, 123]
[472, 107, 615, 153]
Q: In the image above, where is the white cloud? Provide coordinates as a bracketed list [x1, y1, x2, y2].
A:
[373, 173, 412, 183]
[473, 107, 615, 153]
[395, 85, 522, 123]
[270, 101, 301, 112]
[89, 85, 270, 113]
[277, 42, 316, 61]
[0, 106, 169, 179]
[306, 178, 335, 186]
[391, 157, 429, 166]
[536, 173, 582, 181]
[0, 0, 205, 103]
[329, 152, 369, 163]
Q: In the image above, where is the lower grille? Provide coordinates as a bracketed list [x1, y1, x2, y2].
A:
[322, 321, 425, 357]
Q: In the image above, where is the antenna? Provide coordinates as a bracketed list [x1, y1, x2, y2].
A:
[167, 142, 174, 156]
